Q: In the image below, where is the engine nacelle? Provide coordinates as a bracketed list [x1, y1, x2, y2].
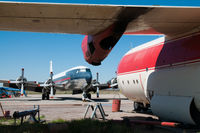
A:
[16, 76, 27, 88]
[151, 95, 200, 125]
[82, 23, 126, 65]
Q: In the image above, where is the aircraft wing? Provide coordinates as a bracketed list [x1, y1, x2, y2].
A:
[0, 2, 200, 38]
[1, 80, 38, 88]
[98, 83, 111, 90]
[0, 80, 10, 83]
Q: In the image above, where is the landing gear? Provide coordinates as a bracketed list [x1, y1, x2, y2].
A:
[133, 102, 149, 112]
[86, 93, 91, 99]
[42, 89, 50, 100]
[42, 94, 45, 100]
[82, 92, 91, 101]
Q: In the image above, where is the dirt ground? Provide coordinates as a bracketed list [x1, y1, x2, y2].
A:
[0, 94, 199, 132]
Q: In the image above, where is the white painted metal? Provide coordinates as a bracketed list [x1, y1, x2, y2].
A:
[117, 34, 200, 112]
[151, 95, 195, 124]
[53, 66, 88, 79]
[20, 83, 24, 96]
[118, 61, 200, 109]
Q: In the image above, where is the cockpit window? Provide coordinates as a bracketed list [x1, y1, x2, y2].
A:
[80, 69, 86, 72]
[86, 69, 91, 72]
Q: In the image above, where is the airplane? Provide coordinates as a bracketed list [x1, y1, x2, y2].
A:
[0, 62, 109, 100]
[0, 68, 37, 96]
[0, 1, 200, 125]
[37, 61, 108, 100]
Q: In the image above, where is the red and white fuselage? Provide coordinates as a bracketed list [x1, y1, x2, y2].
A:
[117, 36, 165, 104]
[117, 33, 200, 124]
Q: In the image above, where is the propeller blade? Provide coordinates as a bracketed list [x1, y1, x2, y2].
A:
[50, 86, 54, 98]
[20, 83, 24, 96]
[8, 81, 21, 84]
[50, 60, 54, 88]
[50, 72, 53, 82]
[96, 87, 99, 98]
[21, 68, 24, 80]
[50, 60, 54, 99]
[96, 72, 99, 98]
[96, 72, 99, 83]
[50, 60, 53, 73]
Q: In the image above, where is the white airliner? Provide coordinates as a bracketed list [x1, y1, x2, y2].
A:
[1, 63, 108, 100]
[0, 1, 200, 124]
[37, 62, 107, 100]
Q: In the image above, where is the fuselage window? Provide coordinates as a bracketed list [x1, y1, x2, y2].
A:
[127, 80, 129, 84]
[122, 81, 124, 84]
[133, 80, 135, 84]
[136, 80, 139, 84]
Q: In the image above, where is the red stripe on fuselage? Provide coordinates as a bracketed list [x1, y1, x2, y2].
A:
[117, 33, 200, 75]
[54, 77, 70, 83]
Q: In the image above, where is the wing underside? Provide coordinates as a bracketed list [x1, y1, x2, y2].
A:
[0, 2, 200, 39]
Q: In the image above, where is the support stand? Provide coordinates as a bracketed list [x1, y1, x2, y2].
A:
[13, 105, 45, 125]
[84, 103, 108, 120]
[0, 103, 5, 117]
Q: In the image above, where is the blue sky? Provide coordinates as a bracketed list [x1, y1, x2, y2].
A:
[0, 0, 199, 84]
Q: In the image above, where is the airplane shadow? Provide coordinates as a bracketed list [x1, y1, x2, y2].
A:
[0, 96, 128, 102]
[53, 97, 109, 102]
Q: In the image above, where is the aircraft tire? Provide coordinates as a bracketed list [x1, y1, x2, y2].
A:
[133, 102, 142, 112]
[142, 107, 148, 112]
[42, 94, 45, 100]
[46, 94, 49, 100]
[87, 93, 91, 99]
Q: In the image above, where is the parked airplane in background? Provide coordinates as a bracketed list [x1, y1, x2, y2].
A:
[37, 61, 108, 100]
[0, 68, 37, 96]
[1, 1, 200, 124]
[0, 62, 108, 101]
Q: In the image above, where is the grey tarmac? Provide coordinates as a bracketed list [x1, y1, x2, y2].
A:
[0, 94, 199, 132]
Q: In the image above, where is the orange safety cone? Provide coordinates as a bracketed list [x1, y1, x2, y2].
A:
[112, 94, 121, 112]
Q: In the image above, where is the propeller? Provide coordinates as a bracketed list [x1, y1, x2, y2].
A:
[107, 77, 118, 89]
[10, 68, 26, 96]
[39, 60, 55, 99]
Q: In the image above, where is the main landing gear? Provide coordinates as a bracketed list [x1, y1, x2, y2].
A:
[133, 102, 149, 112]
[42, 88, 50, 100]
[82, 92, 91, 101]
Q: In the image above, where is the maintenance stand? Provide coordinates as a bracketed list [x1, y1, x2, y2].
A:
[84, 102, 108, 120]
